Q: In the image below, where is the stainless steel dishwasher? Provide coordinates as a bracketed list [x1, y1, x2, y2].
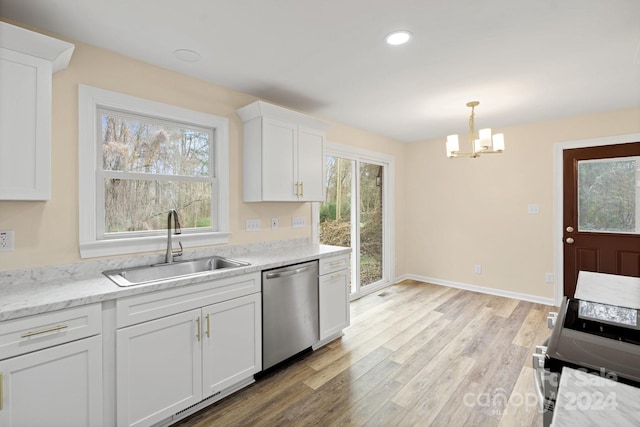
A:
[262, 260, 319, 370]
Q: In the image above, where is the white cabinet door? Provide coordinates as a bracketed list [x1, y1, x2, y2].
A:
[319, 269, 350, 340]
[297, 126, 325, 202]
[116, 309, 202, 427]
[202, 293, 261, 396]
[262, 118, 297, 201]
[0, 49, 51, 200]
[0, 23, 74, 200]
[237, 100, 328, 202]
[0, 335, 103, 427]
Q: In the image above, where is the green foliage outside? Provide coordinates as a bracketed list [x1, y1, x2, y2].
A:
[578, 159, 637, 233]
[320, 157, 383, 287]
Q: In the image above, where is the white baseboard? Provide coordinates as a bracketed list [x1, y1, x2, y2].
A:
[394, 273, 556, 306]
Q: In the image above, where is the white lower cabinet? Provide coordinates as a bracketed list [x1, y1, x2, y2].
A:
[202, 294, 261, 395]
[115, 273, 261, 427]
[0, 304, 103, 427]
[117, 309, 202, 427]
[318, 255, 351, 342]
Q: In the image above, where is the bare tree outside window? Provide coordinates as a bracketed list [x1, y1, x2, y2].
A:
[100, 110, 214, 235]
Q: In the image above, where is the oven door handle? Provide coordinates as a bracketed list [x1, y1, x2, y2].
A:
[532, 354, 545, 408]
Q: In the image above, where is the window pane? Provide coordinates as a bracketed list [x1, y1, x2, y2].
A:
[320, 156, 355, 291]
[101, 110, 211, 177]
[578, 157, 639, 233]
[104, 179, 212, 233]
[360, 163, 383, 286]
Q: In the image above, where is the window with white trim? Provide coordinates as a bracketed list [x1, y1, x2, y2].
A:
[79, 85, 230, 258]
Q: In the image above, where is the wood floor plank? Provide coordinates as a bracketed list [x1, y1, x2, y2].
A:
[489, 296, 521, 318]
[497, 366, 541, 427]
[395, 355, 476, 425]
[512, 306, 546, 348]
[174, 280, 556, 427]
[430, 379, 485, 426]
[391, 308, 493, 408]
[362, 400, 409, 427]
[271, 346, 394, 426]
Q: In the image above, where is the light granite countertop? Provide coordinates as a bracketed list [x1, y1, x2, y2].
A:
[552, 366, 640, 426]
[0, 239, 350, 322]
[575, 271, 640, 309]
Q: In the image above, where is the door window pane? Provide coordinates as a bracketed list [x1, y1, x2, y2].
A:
[359, 162, 383, 287]
[320, 156, 353, 247]
[577, 157, 639, 233]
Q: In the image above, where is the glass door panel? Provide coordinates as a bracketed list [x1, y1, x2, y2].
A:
[577, 156, 639, 234]
[359, 162, 383, 287]
[320, 156, 356, 291]
[320, 155, 387, 296]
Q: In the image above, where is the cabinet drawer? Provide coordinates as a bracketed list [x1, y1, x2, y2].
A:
[319, 254, 350, 276]
[117, 272, 261, 328]
[0, 303, 102, 360]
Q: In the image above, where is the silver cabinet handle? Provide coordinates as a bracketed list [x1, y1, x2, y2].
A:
[21, 324, 68, 338]
[196, 317, 201, 342]
[0, 372, 3, 411]
[265, 266, 311, 279]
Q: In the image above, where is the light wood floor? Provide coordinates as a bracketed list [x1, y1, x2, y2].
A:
[175, 280, 555, 427]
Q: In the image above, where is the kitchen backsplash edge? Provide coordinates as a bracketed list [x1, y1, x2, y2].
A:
[1, 238, 313, 287]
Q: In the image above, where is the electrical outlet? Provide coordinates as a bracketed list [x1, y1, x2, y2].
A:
[0, 230, 14, 252]
[271, 217, 278, 229]
[292, 217, 305, 228]
[245, 219, 261, 232]
[528, 204, 540, 214]
[545, 273, 554, 284]
[474, 264, 482, 274]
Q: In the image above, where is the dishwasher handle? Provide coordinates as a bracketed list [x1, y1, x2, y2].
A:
[265, 265, 312, 279]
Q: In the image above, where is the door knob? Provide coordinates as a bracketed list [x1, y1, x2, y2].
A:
[565, 237, 575, 244]
[566, 226, 574, 233]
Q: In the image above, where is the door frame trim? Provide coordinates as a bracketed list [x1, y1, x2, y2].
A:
[553, 133, 640, 305]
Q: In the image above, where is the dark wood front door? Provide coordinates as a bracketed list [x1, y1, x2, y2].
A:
[563, 142, 640, 297]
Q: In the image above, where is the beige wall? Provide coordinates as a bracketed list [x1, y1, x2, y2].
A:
[404, 107, 640, 300]
[0, 29, 407, 272]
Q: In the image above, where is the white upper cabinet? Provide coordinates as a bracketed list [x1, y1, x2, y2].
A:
[0, 22, 74, 200]
[237, 100, 330, 202]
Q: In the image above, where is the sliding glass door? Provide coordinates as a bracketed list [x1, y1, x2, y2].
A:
[320, 148, 391, 298]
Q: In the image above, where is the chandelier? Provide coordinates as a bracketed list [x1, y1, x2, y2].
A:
[445, 101, 505, 158]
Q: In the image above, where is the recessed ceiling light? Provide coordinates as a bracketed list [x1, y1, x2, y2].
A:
[385, 30, 412, 46]
[173, 49, 202, 62]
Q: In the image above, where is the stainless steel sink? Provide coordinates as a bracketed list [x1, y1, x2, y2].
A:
[103, 256, 250, 287]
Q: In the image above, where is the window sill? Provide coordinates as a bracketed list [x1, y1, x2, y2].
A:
[79, 232, 231, 259]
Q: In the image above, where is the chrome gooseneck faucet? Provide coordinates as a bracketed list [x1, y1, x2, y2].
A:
[165, 209, 183, 263]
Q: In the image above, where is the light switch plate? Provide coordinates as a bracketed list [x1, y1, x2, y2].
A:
[528, 204, 540, 214]
[245, 219, 261, 232]
[292, 217, 305, 228]
[0, 230, 14, 252]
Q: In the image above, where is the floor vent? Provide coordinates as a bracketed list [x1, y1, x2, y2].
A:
[378, 291, 390, 297]
[175, 392, 219, 416]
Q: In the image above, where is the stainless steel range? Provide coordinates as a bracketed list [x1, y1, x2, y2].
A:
[533, 296, 640, 426]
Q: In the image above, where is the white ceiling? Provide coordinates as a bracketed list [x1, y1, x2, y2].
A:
[2, 0, 639, 142]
